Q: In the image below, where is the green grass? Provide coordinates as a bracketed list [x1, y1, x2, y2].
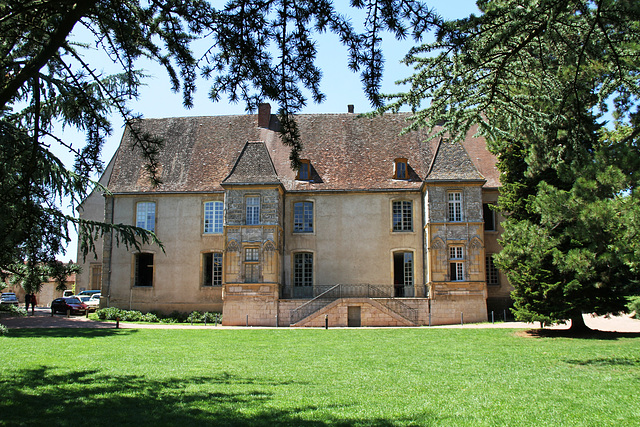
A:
[1, 328, 639, 426]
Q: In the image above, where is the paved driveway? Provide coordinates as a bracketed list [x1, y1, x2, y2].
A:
[2, 307, 639, 331]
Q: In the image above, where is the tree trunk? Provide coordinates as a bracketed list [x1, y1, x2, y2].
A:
[569, 313, 590, 333]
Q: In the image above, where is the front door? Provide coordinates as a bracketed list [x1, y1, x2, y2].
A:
[348, 306, 361, 327]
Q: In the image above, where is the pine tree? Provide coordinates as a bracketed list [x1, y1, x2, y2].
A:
[0, 0, 435, 291]
[382, 0, 640, 331]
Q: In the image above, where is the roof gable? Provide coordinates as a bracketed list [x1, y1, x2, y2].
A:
[426, 138, 485, 182]
[223, 141, 280, 185]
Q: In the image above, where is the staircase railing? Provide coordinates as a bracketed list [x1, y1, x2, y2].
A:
[289, 284, 341, 325]
[367, 284, 419, 324]
[289, 284, 419, 325]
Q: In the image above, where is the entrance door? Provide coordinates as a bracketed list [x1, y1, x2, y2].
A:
[393, 252, 414, 297]
[348, 306, 361, 327]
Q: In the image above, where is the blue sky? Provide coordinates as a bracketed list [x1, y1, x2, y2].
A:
[60, 1, 480, 262]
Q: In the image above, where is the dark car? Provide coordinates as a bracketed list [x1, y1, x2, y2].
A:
[51, 297, 88, 315]
[0, 292, 19, 306]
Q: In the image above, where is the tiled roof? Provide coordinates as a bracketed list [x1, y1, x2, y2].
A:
[426, 138, 486, 182]
[107, 110, 498, 193]
[223, 141, 280, 185]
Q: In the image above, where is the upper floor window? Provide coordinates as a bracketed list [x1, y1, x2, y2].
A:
[449, 246, 464, 281]
[136, 202, 156, 232]
[394, 158, 409, 180]
[448, 191, 462, 222]
[293, 201, 314, 233]
[297, 159, 311, 181]
[483, 203, 496, 231]
[204, 201, 223, 234]
[246, 196, 260, 225]
[392, 200, 413, 232]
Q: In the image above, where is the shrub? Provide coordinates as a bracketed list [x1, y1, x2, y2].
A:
[96, 307, 125, 321]
[0, 305, 27, 317]
[0, 324, 8, 336]
[627, 296, 640, 320]
[142, 312, 160, 322]
[168, 310, 189, 323]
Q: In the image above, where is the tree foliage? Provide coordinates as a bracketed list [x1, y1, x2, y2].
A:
[0, 0, 435, 291]
[383, 0, 640, 329]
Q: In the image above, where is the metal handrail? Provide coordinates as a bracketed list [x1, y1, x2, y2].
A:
[290, 284, 340, 325]
[367, 284, 418, 324]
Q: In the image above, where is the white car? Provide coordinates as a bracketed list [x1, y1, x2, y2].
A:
[77, 294, 100, 312]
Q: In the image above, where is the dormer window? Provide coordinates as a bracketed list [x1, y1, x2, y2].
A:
[297, 159, 311, 181]
[394, 158, 408, 180]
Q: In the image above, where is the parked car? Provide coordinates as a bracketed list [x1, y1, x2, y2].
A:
[0, 292, 19, 306]
[78, 290, 101, 297]
[62, 290, 74, 297]
[50, 297, 88, 315]
[77, 294, 100, 312]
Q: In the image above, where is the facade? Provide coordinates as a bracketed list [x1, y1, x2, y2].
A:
[77, 104, 512, 326]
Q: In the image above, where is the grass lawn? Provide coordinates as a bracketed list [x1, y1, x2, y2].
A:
[1, 327, 638, 426]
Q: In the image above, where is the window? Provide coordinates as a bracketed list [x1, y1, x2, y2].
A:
[392, 200, 413, 232]
[294, 253, 313, 287]
[246, 196, 260, 225]
[394, 158, 408, 179]
[297, 160, 311, 181]
[293, 202, 313, 233]
[448, 192, 462, 222]
[486, 255, 499, 286]
[449, 246, 464, 281]
[244, 248, 259, 283]
[204, 201, 223, 234]
[483, 203, 496, 231]
[135, 253, 154, 286]
[136, 202, 156, 232]
[203, 252, 223, 286]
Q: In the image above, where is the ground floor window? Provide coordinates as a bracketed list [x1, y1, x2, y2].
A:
[449, 246, 464, 281]
[485, 254, 499, 286]
[135, 253, 154, 287]
[203, 252, 223, 286]
[393, 251, 413, 297]
[293, 252, 313, 287]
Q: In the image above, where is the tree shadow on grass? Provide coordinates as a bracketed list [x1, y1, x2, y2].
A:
[0, 366, 422, 426]
[4, 328, 139, 338]
[519, 329, 640, 340]
[564, 357, 640, 367]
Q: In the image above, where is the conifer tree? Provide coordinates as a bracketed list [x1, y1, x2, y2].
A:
[383, 0, 640, 330]
[0, 0, 435, 290]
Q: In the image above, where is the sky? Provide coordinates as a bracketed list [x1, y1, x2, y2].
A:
[58, 0, 480, 262]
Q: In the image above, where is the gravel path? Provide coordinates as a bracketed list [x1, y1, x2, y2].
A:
[2, 307, 639, 332]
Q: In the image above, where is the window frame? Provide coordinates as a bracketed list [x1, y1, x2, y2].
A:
[202, 252, 223, 286]
[293, 252, 314, 287]
[134, 252, 154, 287]
[297, 159, 311, 181]
[392, 200, 413, 232]
[483, 203, 496, 231]
[394, 158, 409, 180]
[449, 246, 464, 282]
[448, 191, 463, 222]
[203, 200, 224, 234]
[136, 201, 156, 232]
[244, 247, 260, 283]
[485, 254, 499, 286]
[293, 201, 314, 233]
[245, 196, 260, 225]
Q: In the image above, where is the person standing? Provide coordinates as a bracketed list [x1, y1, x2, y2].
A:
[30, 294, 37, 315]
[24, 294, 30, 312]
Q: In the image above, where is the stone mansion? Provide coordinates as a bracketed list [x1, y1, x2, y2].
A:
[77, 104, 512, 326]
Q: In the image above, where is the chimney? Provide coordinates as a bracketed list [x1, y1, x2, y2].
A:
[258, 103, 271, 128]
[347, 104, 354, 114]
